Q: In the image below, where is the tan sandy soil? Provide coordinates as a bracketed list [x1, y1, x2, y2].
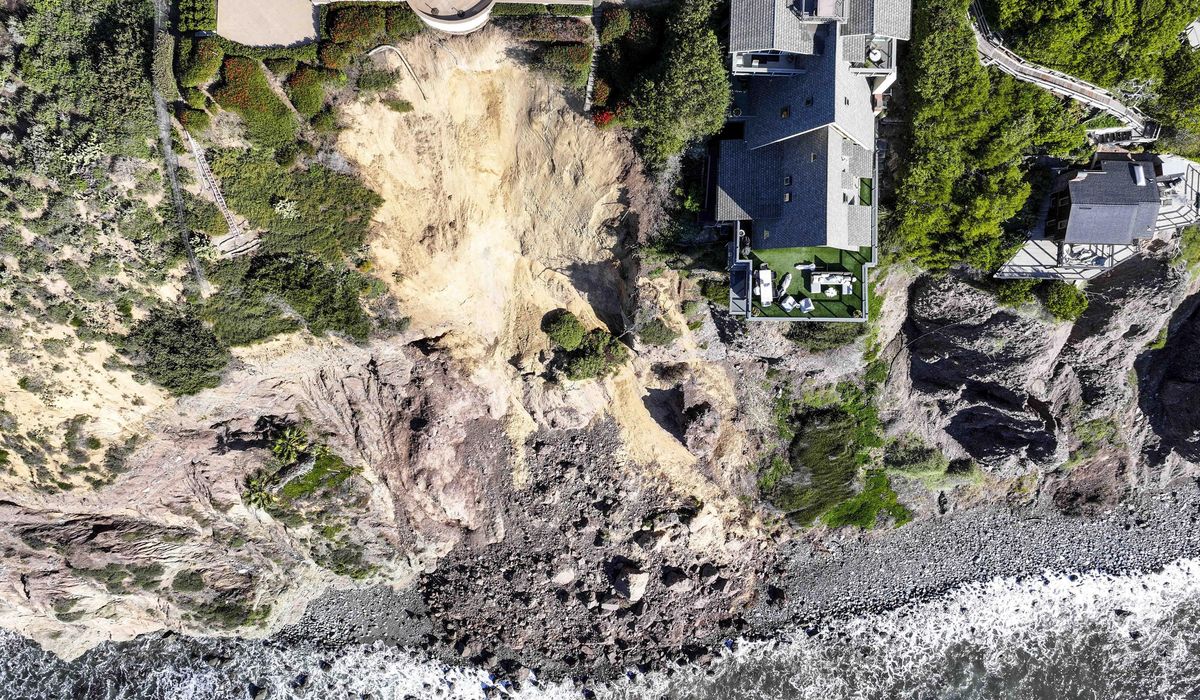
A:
[216, 0, 317, 47]
[338, 31, 753, 517]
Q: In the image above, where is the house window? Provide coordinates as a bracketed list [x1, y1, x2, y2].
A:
[1058, 220, 1068, 230]
[844, 96, 850, 105]
[810, 153, 817, 162]
[784, 192, 792, 203]
[784, 175, 792, 186]
[804, 96, 813, 107]
[780, 106, 790, 118]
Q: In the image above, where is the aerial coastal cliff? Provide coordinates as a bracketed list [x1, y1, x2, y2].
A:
[2, 0, 1200, 692]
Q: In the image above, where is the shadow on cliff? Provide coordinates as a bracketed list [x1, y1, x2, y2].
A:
[1136, 290, 1200, 463]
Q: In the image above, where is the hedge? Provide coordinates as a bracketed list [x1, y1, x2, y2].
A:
[211, 36, 319, 63]
[503, 16, 591, 42]
[492, 3, 550, 16]
[211, 57, 299, 149]
[549, 3, 593, 16]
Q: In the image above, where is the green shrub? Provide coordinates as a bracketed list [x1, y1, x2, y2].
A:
[122, 308, 230, 395]
[1042, 281, 1088, 321]
[382, 98, 413, 113]
[532, 43, 593, 89]
[245, 255, 373, 339]
[154, 32, 181, 103]
[638, 317, 679, 346]
[171, 569, 205, 592]
[286, 65, 337, 117]
[176, 105, 211, 134]
[209, 37, 318, 63]
[264, 57, 299, 77]
[996, 278, 1039, 307]
[821, 470, 912, 529]
[892, 0, 1085, 270]
[630, 0, 729, 165]
[543, 309, 586, 350]
[492, 3, 549, 16]
[311, 108, 339, 132]
[319, 41, 355, 69]
[198, 288, 302, 346]
[564, 328, 629, 380]
[177, 37, 225, 88]
[549, 3, 593, 16]
[211, 57, 299, 149]
[599, 6, 630, 44]
[209, 148, 382, 258]
[698, 278, 728, 306]
[181, 87, 208, 110]
[1175, 225, 1200, 268]
[328, 5, 387, 45]
[357, 68, 398, 92]
[785, 322, 864, 352]
[177, 0, 217, 32]
[385, 5, 425, 39]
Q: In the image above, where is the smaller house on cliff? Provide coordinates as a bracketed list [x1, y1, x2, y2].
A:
[995, 154, 1200, 282]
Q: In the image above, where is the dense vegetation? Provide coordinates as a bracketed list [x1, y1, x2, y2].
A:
[9, 0, 157, 176]
[318, 3, 423, 69]
[991, 0, 1200, 132]
[121, 309, 231, 395]
[542, 310, 631, 380]
[893, 0, 1086, 271]
[211, 57, 299, 150]
[176, 0, 216, 32]
[591, 0, 730, 165]
[208, 148, 382, 258]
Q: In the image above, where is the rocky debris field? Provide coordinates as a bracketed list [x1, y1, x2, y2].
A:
[403, 421, 757, 681]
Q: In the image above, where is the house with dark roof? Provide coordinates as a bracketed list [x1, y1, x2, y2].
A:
[996, 154, 1200, 281]
[717, 0, 910, 321]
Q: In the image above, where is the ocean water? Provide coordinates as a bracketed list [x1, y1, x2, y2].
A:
[5, 560, 1200, 700]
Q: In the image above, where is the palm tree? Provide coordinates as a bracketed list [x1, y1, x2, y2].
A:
[271, 426, 309, 465]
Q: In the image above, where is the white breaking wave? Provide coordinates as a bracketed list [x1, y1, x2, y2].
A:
[4, 560, 1200, 700]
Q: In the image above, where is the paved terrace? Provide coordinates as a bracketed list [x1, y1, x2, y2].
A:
[217, 0, 317, 47]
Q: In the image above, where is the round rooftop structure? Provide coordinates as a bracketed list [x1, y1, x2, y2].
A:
[406, 0, 496, 34]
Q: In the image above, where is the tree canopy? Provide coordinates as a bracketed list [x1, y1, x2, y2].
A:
[893, 0, 1086, 270]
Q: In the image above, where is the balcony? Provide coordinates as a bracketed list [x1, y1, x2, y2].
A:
[732, 51, 808, 76]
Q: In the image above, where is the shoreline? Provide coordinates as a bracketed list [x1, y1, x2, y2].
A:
[267, 481, 1200, 687]
[4, 485, 1200, 697]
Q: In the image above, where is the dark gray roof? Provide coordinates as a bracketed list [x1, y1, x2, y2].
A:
[715, 139, 782, 222]
[716, 128, 874, 251]
[730, 0, 820, 54]
[1064, 160, 1160, 244]
[743, 22, 875, 150]
[845, 0, 911, 39]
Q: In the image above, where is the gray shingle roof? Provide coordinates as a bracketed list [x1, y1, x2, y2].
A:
[1064, 160, 1160, 244]
[845, 0, 911, 39]
[730, 0, 820, 54]
[717, 127, 874, 251]
[743, 22, 875, 150]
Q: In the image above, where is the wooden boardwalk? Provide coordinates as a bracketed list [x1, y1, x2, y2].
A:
[969, 0, 1158, 142]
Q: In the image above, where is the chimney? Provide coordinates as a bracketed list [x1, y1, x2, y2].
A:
[1133, 163, 1147, 186]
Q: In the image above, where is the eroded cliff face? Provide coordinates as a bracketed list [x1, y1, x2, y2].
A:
[881, 254, 1200, 510]
[0, 338, 504, 657]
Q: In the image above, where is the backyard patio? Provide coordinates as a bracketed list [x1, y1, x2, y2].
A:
[749, 245, 872, 319]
